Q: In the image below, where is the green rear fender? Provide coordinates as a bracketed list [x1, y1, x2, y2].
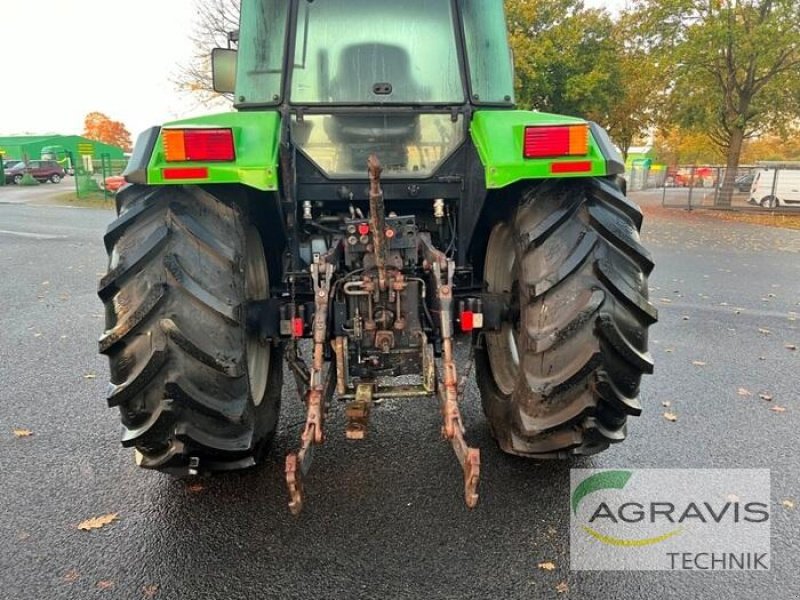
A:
[125, 112, 282, 191]
[469, 110, 624, 189]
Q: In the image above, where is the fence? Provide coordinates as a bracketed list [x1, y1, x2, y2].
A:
[73, 154, 127, 199]
[626, 163, 800, 210]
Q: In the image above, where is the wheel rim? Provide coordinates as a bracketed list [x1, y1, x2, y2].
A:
[244, 227, 270, 406]
[13, 175, 21, 184]
[484, 222, 521, 396]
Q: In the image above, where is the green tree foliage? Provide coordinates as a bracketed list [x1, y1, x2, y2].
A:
[604, 12, 664, 159]
[632, 0, 800, 204]
[506, 0, 621, 119]
[505, 0, 658, 158]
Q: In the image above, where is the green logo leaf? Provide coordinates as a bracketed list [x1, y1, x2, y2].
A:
[572, 470, 632, 515]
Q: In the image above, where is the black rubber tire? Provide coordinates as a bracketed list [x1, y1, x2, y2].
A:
[98, 184, 283, 474]
[475, 177, 657, 458]
[761, 196, 778, 209]
[50, 174, 61, 183]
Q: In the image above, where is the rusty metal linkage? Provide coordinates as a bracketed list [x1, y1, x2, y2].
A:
[421, 238, 481, 509]
[368, 155, 388, 292]
[346, 383, 374, 440]
[285, 256, 337, 515]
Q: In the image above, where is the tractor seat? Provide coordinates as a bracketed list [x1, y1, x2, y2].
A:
[329, 43, 423, 103]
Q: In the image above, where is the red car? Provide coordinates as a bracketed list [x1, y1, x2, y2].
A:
[102, 175, 126, 193]
[5, 160, 66, 184]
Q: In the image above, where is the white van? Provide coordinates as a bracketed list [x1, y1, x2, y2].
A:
[749, 169, 800, 208]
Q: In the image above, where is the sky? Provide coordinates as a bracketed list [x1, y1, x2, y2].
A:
[0, 0, 203, 138]
[0, 0, 626, 139]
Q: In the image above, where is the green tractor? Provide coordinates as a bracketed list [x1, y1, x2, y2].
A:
[99, 0, 656, 514]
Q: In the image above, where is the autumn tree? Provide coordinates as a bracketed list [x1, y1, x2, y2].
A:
[634, 0, 800, 205]
[740, 131, 800, 163]
[505, 0, 623, 121]
[173, 0, 239, 104]
[83, 112, 132, 152]
[604, 12, 664, 159]
[653, 126, 724, 165]
[505, 0, 660, 159]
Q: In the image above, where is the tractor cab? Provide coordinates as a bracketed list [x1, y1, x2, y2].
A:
[214, 0, 515, 177]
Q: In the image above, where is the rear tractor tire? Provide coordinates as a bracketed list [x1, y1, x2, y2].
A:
[98, 184, 283, 474]
[476, 178, 657, 457]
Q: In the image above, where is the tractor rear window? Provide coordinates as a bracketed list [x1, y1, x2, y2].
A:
[236, 0, 290, 104]
[290, 0, 463, 104]
[461, 0, 515, 104]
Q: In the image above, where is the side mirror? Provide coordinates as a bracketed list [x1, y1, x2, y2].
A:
[212, 48, 237, 94]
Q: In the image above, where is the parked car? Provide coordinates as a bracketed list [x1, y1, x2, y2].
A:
[734, 173, 755, 192]
[665, 166, 717, 188]
[93, 174, 126, 193]
[5, 160, 66, 184]
[748, 169, 800, 208]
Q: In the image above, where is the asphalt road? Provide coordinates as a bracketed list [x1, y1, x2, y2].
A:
[0, 185, 798, 599]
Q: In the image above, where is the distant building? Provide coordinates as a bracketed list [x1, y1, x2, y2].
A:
[0, 134, 125, 170]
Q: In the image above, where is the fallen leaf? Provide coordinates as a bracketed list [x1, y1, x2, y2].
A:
[758, 393, 773, 402]
[665, 348, 674, 353]
[659, 298, 672, 304]
[33, 332, 42, 338]
[662, 401, 672, 408]
[663, 412, 678, 422]
[538, 561, 556, 571]
[782, 499, 795, 510]
[142, 584, 160, 598]
[737, 388, 752, 397]
[556, 582, 569, 594]
[63, 569, 80, 583]
[785, 344, 797, 351]
[77, 513, 119, 531]
[83, 373, 96, 380]
[96, 580, 114, 591]
[758, 356, 767, 361]
[13, 429, 33, 438]
[41, 281, 49, 286]
[692, 361, 707, 366]
[187, 483, 205, 493]
[758, 328, 771, 335]
[770, 406, 787, 413]
[682, 315, 690, 321]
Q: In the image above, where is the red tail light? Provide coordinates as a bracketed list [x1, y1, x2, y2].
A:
[524, 125, 589, 159]
[163, 128, 235, 162]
